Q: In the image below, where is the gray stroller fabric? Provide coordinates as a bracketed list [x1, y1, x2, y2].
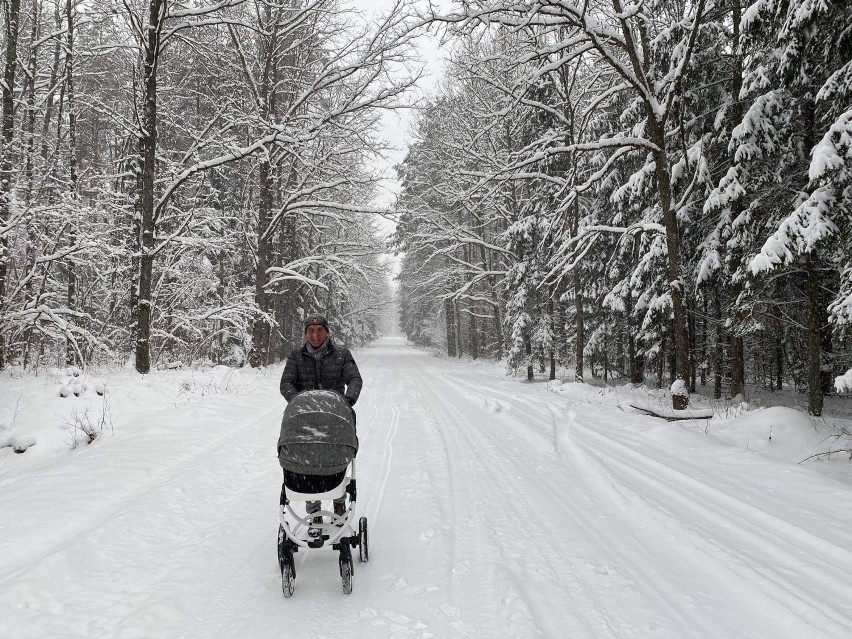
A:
[277, 390, 358, 476]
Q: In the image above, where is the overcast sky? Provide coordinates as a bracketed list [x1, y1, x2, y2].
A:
[358, 0, 449, 211]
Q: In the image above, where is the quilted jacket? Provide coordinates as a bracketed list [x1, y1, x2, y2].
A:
[279, 338, 362, 406]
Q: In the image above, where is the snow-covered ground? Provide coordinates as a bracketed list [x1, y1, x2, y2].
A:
[2, 337, 852, 638]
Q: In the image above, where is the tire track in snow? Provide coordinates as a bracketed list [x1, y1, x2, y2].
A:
[489, 399, 719, 637]
[407, 364, 631, 638]
[421, 370, 839, 637]
[0, 400, 284, 637]
[0, 402, 281, 585]
[562, 414, 852, 636]
[360, 383, 400, 532]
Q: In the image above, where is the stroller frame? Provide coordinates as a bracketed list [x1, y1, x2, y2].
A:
[277, 459, 368, 596]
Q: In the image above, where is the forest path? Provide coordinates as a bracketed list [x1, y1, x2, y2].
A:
[2, 337, 852, 638]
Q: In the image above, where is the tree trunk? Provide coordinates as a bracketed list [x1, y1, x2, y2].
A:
[0, 0, 22, 369]
[469, 310, 479, 360]
[730, 335, 744, 397]
[799, 90, 824, 414]
[713, 287, 723, 399]
[250, 158, 274, 367]
[23, 0, 39, 202]
[281, 213, 298, 358]
[445, 296, 457, 357]
[270, 222, 288, 363]
[135, 0, 164, 374]
[626, 294, 643, 384]
[646, 116, 690, 405]
[687, 303, 697, 393]
[454, 298, 462, 358]
[216, 251, 225, 364]
[480, 245, 503, 360]
[572, 200, 585, 382]
[700, 294, 707, 386]
[492, 302, 502, 360]
[805, 255, 823, 416]
[819, 266, 834, 395]
[668, 335, 677, 385]
[65, 0, 79, 366]
[40, 3, 63, 164]
[249, 6, 280, 368]
[548, 296, 555, 380]
[21, 3, 39, 367]
[727, 0, 746, 399]
[466, 245, 479, 360]
[130, 156, 142, 348]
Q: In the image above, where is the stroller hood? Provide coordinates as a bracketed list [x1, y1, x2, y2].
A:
[277, 389, 358, 475]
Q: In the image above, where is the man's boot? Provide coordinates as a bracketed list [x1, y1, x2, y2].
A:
[334, 501, 346, 527]
[308, 515, 323, 537]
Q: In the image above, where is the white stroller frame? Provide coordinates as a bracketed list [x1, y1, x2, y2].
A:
[277, 459, 368, 597]
[279, 460, 358, 547]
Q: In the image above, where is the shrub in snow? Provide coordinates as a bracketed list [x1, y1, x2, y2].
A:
[94, 382, 106, 396]
[64, 402, 113, 449]
[59, 385, 71, 398]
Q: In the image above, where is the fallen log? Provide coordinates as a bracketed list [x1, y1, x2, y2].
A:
[629, 402, 715, 421]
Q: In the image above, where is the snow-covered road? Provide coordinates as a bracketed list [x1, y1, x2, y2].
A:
[2, 337, 852, 638]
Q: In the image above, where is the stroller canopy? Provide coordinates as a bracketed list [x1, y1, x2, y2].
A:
[277, 390, 358, 476]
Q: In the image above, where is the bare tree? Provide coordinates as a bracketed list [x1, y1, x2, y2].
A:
[0, 0, 23, 369]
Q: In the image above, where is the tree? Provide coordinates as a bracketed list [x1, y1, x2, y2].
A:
[0, 0, 22, 369]
[729, 0, 851, 415]
[429, 0, 717, 405]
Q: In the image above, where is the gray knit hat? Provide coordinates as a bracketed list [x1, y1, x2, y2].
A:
[304, 316, 329, 332]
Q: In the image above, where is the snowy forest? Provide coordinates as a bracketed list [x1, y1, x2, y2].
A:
[394, 0, 852, 415]
[1, 0, 851, 414]
[0, 0, 413, 377]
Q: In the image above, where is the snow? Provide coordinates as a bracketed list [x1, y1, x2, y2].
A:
[837, 369, 852, 393]
[670, 378, 689, 397]
[809, 108, 852, 183]
[3, 338, 852, 637]
[750, 186, 840, 273]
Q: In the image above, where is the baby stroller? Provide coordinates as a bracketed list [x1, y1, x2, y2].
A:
[277, 389, 368, 596]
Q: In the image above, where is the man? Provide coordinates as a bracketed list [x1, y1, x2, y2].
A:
[280, 315, 362, 535]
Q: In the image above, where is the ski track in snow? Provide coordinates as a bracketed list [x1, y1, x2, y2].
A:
[2, 337, 852, 638]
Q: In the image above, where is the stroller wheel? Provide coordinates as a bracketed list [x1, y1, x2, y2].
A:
[358, 517, 369, 562]
[281, 560, 295, 598]
[278, 525, 296, 598]
[339, 543, 353, 595]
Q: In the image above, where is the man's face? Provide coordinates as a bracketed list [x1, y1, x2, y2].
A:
[306, 325, 329, 348]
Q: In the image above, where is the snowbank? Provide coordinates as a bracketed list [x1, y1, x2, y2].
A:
[0, 364, 259, 463]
